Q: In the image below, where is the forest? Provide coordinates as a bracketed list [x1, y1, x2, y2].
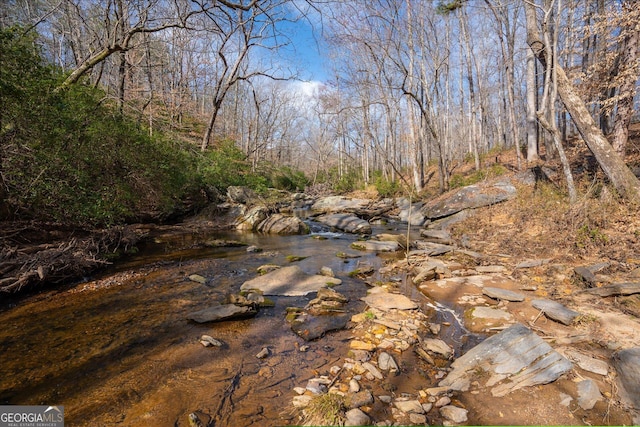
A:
[0, 0, 639, 224]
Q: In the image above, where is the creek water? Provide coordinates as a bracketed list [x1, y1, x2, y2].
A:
[0, 219, 470, 426]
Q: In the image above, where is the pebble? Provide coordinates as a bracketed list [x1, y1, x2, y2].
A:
[351, 340, 376, 351]
[256, 347, 270, 359]
[345, 408, 371, 426]
[350, 390, 374, 408]
[440, 405, 468, 424]
[394, 399, 425, 414]
[378, 352, 399, 373]
[292, 395, 312, 408]
[435, 396, 451, 407]
[349, 378, 361, 393]
[362, 362, 384, 380]
[199, 335, 223, 347]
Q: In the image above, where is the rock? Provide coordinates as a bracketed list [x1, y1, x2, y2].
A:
[577, 379, 602, 410]
[410, 241, 456, 256]
[469, 306, 512, 320]
[515, 258, 552, 268]
[349, 379, 361, 393]
[531, 299, 580, 325]
[420, 228, 454, 244]
[344, 408, 371, 426]
[246, 245, 262, 253]
[421, 180, 517, 220]
[256, 347, 270, 359]
[440, 405, 468, 424]
[241, 265, 341, 296]
[306, 378, 328, 394]
[564, 350, 609, 376]
[435, 396, 451, 407]
[350, 340, 376, 351]
[397, 198, 426, 226]
[422, 338, 453, 358]
[409, 413, 428, 425]
[316, 213, 372, 234]
[394, 400, 425, 414]
[362, 362, 383, 380]
[235, 206, 269, 231]
[188, 304, 257, 323]
[257, 264, 280, 275]
[613, 347, 640, 409]
[291, 313, 350, 341]
[475, 265, 508, 274]
[361, 292, 418, 311]
[378, 352, 399, 373]
[482, 287, 525, 302]
[227, 186, 256, 204]
[257, 213, 310, 235]
[188, 274, 207, 284]
[319, 266, 335, 277]
[292, 395, 313, 408]
[316, 287, 349, 303]
[439, 324, 573, 397]
[350, 390, 374, 408]
[583, 282, 640, 297]
[311, 196, 372, 214]
[199, 335, 223, 347]
[351, 240, 400, 252]
[574, 266, 597, 286]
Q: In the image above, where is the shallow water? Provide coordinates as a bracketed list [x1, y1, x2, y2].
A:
[1, 222, 437, 426]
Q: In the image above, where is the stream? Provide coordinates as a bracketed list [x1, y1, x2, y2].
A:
[0, 219, 470, 426]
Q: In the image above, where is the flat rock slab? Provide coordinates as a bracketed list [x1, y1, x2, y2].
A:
[291, 313, 350, 341]
[361, 292, 418, 311]
[257, 213, 310, 235]
[419, 228, 454, 244]
[584, 282, 640, 297]
[315, 213, 372, 234]
[421, 180, 517, 220]
[351, 240, 400, 252]
[439, 323, 573, 397]
[410, 241, 456, 256]
[563, 350, 609, 376]
[532, 299, 580, 325]
[241, 265, 341, 296]
[470, 306, 513, 320]
[188, 304, 257, 323]
[483, 287, 525, 302]
[515, 258, 551, 268]
[613, 347, 640, 409]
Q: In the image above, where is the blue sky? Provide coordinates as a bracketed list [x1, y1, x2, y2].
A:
[278, 6, 329, 82]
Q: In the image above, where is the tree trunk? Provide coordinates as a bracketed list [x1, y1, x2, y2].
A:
[525, 1, 640, 202]
[526, 47, 539, 162]
[611, 0, 640, 156]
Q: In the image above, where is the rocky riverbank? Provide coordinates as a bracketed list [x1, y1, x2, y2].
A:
[183, 174, 640, 425]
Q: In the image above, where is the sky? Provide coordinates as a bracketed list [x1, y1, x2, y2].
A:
[278, 4, 330, 83]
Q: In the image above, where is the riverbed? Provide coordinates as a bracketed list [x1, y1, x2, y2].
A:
[0, 221, 445, 426]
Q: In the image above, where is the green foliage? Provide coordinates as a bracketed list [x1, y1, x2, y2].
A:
[449, 164, 508, 189]
[372, 170, 400, 197]
[576, 224, 609, 248]
[1, 27, 204, 226]
[436, 0, 465, 14]
[271, 166, 309, 192]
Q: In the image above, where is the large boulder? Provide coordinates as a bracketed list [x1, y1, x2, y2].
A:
[227, 186, 256, 204]
[396, 198, 426, 226]
[311, 196, 372, 214]
[241, 265, 341, 296]
[235, 206, 269, 231]
[257, 213, 310, 235]
[421, 180, 517, 220]
[315, 213, 372, 234]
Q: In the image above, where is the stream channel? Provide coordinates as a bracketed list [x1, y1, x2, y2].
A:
[0, 217, 476, 426]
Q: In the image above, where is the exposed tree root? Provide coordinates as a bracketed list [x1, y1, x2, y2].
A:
[0, 222, 140, 294]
